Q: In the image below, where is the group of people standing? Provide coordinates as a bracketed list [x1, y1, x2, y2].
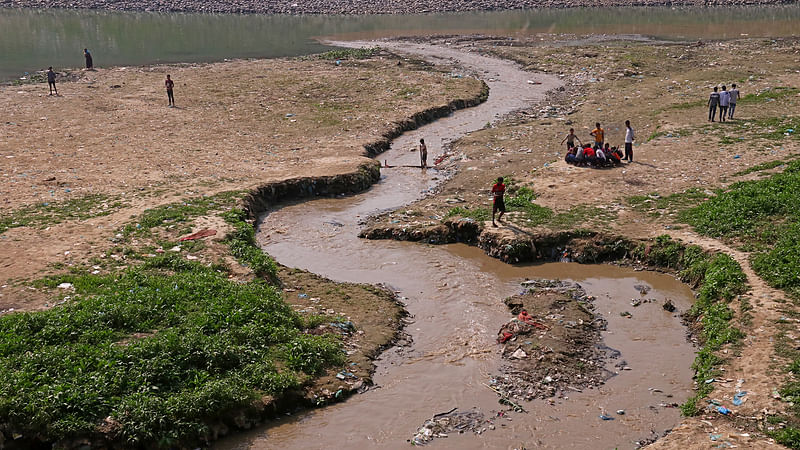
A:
[708, 84, 740, 122]
[45, 48, 176, 106]
[560, 120, 635, 166]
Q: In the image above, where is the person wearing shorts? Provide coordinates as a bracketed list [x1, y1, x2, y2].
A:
[561, 128, 581, 150]
[491, 176, 506, 227]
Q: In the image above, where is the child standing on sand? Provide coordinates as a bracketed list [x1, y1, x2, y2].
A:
[491, 176, 506, 227]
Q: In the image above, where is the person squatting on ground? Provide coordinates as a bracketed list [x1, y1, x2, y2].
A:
[47, 67, 57, 95]
[165, 74, 175, 107]
[84, 48, 93, 69]
[561, 128, 581, 150]
[728, 83, 740, 119]
[491, 176, 506, 227]
[624, 120, 635, 162]
[719, 85, 730, 122]
[565, 142, 623, 168]
[590, 122, 604, 149]
[708, 86, 720, 121]
[419, 138, 427, 169]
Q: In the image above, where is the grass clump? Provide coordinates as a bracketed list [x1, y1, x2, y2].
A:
[445, 206, 490, 222]
[738, 86, 800, 105]
[124, 191, 242, 236]
[0, 254, 344, 447]
[221, 209, 278, 280]
[0, 194, 123, 234]
[506, 187, 554, 225]
[732, 159, 787, 176]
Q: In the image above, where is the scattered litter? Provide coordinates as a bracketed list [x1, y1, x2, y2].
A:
[509, 348, 527, 359]
[599, 414, 615, 421]
[716, 406, 730, 415]
[409, 408, 491, 446]
[298, 293, 308, 299]
[710, 433, 723, 441]
[616, 409, 625, 415]
[732, 391, 747, 406]
[57, 283, 73, 289]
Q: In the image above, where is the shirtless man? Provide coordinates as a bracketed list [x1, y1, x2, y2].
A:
[419, 138, 427, 168]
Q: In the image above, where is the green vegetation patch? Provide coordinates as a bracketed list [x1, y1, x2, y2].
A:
[732, 159, 787, 177]
[0, 254, 344, 447]
[0, 194, 123, 234]
[738, 86, 800, 105]
[683, 160, 800, 299]
[628, 189, 711, 219]
[124, 191, 242, 236]
[221, 209, 278, 280]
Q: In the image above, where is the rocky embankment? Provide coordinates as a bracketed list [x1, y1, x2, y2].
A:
[2, 0, 794, 15]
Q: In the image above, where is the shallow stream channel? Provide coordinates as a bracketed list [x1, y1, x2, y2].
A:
[219, 42, 696, 449]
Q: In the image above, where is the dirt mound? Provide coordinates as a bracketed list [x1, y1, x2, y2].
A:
[489, 279, 613, 403]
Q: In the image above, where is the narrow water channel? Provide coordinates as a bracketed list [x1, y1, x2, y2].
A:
[215, 43, 697, 449]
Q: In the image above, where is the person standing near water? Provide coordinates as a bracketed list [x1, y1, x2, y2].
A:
[419, 138, 427, 169]
[84, 48, 93, 69]
[708, 86, 720, 122]
[624, 120, 635, 163]
[165, 74, 175, 107]
[491, 176, 506, 227]
[47, 67, 57, 96]
[560, 128, 581, 150]
[728, 83, 740, 119]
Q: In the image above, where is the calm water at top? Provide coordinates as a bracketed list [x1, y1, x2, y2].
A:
[1, 5, 799, 80]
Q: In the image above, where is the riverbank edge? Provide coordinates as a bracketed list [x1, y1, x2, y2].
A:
[360, 222, 752, 431]
[191, 80, 492, 445]
[2, 1, 797, 16]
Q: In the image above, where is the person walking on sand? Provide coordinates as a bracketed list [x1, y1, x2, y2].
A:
[561, 128, 582, 150]
[590, 123, 604, 149]
[165, 74, 175, 107]
[491, 176, 506, 227]
[46, 67, 57, 96]
[708, 86, 720, 122]
[624, 120, 635, 163]
[84, 48, 93, 69]
[419, 138, 427, 169]
[728, 83, 740, 119]
[719, 85, 730, 123]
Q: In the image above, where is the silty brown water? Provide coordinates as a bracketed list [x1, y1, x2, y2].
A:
[218, 43, 696, 449]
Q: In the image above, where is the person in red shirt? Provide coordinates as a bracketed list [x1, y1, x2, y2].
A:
[491, 176, 506, 227]
[583, 145, 596, 166]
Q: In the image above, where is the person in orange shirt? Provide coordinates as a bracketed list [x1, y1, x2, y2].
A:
[590, 122, 605, 149]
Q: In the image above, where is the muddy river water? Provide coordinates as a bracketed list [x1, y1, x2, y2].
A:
[214, 42, 698, 449]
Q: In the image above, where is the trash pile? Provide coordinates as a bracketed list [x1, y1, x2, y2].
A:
[409, 408, 496, 446]
[490, 279, 613, 402]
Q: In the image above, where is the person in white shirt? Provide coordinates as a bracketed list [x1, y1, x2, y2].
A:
[624, 120, 635, 163]
[728, 83, 740, 119]
[719, 85, 730, 123]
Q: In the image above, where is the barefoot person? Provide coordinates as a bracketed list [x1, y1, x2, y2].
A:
[560, 128, 582, 150]
[419, 138, 427, 168]
[83, 48, 93, 69]
[165, 74, 175, 107]
[491, 176, 506, 227]
[46, 67, 57, 95]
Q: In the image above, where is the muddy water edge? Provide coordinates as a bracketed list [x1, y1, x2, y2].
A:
[217, 43, 696, 449]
